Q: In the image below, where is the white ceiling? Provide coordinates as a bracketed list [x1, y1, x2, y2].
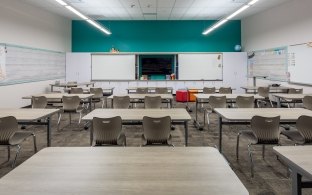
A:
[22, 0, 291, 20]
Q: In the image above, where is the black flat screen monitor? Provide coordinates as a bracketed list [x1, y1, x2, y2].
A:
[141, 57, 173, 75]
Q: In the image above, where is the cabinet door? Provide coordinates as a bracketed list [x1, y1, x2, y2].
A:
[66, 53, 91, 82]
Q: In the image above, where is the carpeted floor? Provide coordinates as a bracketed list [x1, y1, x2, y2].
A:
[0, 100, 311, 195]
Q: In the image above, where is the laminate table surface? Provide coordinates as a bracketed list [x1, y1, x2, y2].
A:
[22, 93, 94, 100]
[194, 93, 264, 100]
[0, 147, 249, 195]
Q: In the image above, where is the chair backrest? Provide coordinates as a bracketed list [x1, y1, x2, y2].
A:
[90, 88, 103, 98]
[143, 116, 171, 145]
[209, 96, 227, 109]
[136, 87, 148, 94]
[113, 96, 130, 108]
[258, 87, 269, 98]
[155, 87, 169, 94]
[296, 115, 312, 143]
[62, 96, 81, 111]
[144, 96, 162, 108]
[219, 87, 232, 94]
[288, 88, 303, 94]
[236, 96, 254, 108]
[32, 96, 47, 109]
[203, 87, 216, 94]
[70, 87, 83, 94]
[93, 116, 122, 145]
[67, 81, 77, 85]
[0, 116, 18, 145]
[251, 115, 280, 144]
[303, 96, 312, 110]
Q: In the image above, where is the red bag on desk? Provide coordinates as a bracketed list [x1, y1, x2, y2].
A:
[176, 90, 188, 102]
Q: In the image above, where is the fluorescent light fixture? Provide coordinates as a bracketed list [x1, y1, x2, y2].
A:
[65, 6, 88, 20]
[54, 0, 67, 6]
[87, 20, 112, 35]
[202, 0, 260, 35]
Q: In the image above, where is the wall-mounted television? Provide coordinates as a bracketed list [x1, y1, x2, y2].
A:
[140, 55, 174, 76]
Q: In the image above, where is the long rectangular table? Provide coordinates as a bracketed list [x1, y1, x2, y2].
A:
[0, 108, 59, 147]
[273, 146, 312, 195]
[82, 108, 191, 146]
[0, 147, 249, 195]
[241, 86, 291, 94]
[108, 94, 174, 108]
[50, 82, 95, 92]
[193, 94, 264, 130]
[273, 93, 312, 107]
[214, 108, 312, 153]
[126, 87, 173, 94]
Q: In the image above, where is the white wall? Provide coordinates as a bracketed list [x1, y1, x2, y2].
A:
[242, 0, 312, 92]
[0, 0, 71, 108]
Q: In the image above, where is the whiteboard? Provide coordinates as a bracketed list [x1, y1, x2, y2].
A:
[288, 44, 312, 84]
[0, 44, 65, 86]
[92, 54, 135, 80]
[178, 53, 222, 80]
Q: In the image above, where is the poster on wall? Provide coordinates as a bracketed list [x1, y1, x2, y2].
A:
[0, 45, 6, 81]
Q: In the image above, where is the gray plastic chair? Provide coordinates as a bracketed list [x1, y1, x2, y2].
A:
[58, 96, 83, 127]
[0, 116, 37, 168]
[257, 87, 273, 107]
[113, 96, 130, 108]
[155, 87, 169, 94]
[303, 96, 312, 110]
[92, 116, 126, 146]
[281, 115, 312, 145]
[219, 87, 232, 94]
[70, 87, 83, 94]
[31, 96, 47, 108]
[203, 87, 216, 94]
[144, 96, 162, 109]
[141, 116, 173, 146]
[236, 96, 255, 108]
[90, 88, 105, 108]
[204, 96, 227, 126]
[236, 115, 280, 177]
[136, 87, 149, 94]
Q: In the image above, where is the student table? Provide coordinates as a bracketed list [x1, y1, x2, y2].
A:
[82, 108, 191, 146]
[241, 86, 291, 94]
[0, 108, 59, 147]
[193, 94, 264, 130]
[273, 93, 312, 107]
[50, 82, 95, 92]
[0, 147, 248, 195]
[273, 146, 312, 195]
[126, 87, 173, 94]
[214, 108, 312, 153]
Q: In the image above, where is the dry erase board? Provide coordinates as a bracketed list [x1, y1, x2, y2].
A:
[178, 53, 223, 80]
[288, 43, 312, 85]
[0, 43, 65, 86]
[247, 47, 288, 81]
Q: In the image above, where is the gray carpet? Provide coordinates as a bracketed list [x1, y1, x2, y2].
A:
[0, 101, 311, 195]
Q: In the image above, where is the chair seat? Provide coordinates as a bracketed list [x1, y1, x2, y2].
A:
[281, 130, 305, 144]
[9, 131, 34, 145]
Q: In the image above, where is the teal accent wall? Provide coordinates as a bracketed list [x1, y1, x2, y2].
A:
[72, 20, 241, 52]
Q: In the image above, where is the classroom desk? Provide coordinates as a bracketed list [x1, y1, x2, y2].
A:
[193, 94, 264, 130]
[108, 94, 174, 108]
[126, 87, 173, 94]
[273, 146, 312, 195]
[273, 93, 312, 107]
[214, 108, 312, 153]
[23, 93, 94, 112]
[241, 86, 291, 94]
[65, 87, 114, 95]
[82, 108, 191, 146]
[50, 82, 95, 92]
[0, 108, 59, 147]
[0, 147, 249, 195]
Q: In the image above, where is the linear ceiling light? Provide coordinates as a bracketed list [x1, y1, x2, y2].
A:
[202, 0, 260, 35]
[54, 0, 111, 35]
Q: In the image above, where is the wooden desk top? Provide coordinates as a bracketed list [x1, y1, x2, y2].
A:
[82, 108, 191, 121]
[127, 87, 173, 90]
[273, 146, 312, 179]
[194, 94, 264, 100]
[187, 87, 236, 91]
[107, 94, 173, 99]
[241, 86, 290, 90]
[0, 108, 59, 121]
[0, 147, 248, 195]
[214, 108, 312, 122]
[273, 93, 312, 100]
[23, 93, 94, 99]
[50, 82, 95, 87]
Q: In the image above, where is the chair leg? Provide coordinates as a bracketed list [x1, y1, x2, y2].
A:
[262, 145, 265, 159]
[257, 100, 260, 108]
[32, 133, 38, 153]
[236, 132, 241, 160]
[12, 145, 21, 168]
[7, 146, 10, 162]
[78, 112, 82, 124]
[248, 144, 254, 178]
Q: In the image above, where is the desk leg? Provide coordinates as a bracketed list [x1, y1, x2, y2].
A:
[292, 172, 302, 195]
[277, 97, 281, 108]
[218, 116, 223, 152]
[90, 122, 93, 146]
[170, 99, 172, 108]
[193, 99, 203, 130]
[89, 98, 92, 112]
[51, 85, 53, 92]
[47, 117, 51, 147]
[184, 121, 188, 146]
